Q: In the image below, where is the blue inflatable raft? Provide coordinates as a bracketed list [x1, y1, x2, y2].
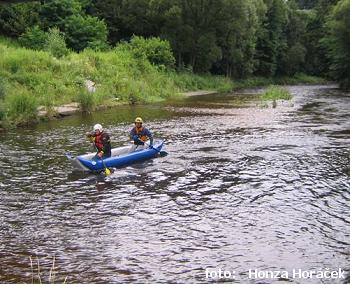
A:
[67, 141, 164, 172]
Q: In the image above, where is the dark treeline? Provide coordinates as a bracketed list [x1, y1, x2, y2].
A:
[0, 0, 349, 88]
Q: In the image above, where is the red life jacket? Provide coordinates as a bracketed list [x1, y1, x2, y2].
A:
[135, 127, 148, 142]
[94, 132, 104, 151]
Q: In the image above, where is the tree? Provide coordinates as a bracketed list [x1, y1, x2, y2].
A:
[217, 0, 264, 77]
[323, 0, 350, 88]
[301, 0, 340, 76]
[295, 0, 320, 9]
[0, 2, 40, 37]
[123, 36, 175, 69]
[85, 0, 167, 44]
[85, 0, 123, 44]
[39, 0, 82, 31]
[160, 0, 225, 73]
[19, 25, 47, 50]
[277, 1, 308, 75]
[45, 27, 69, 58]
[254, 0, 288, 76]
[64, 14, 109, 51]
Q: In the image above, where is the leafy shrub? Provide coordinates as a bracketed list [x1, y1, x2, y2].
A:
[65, 15, 109, 52]
[19, 26, 47, 50]
[77, 90, 95, 112]
[0, 102, 5, 122]
[39, 0, 82, 30]
[0, 78, 6, 100]
[261, 85, 292, 100]
[0, 2, 40, 37]
[120, 36, 176, 69]
[6, 92, 38, 124]
[45, 27, 69, 58]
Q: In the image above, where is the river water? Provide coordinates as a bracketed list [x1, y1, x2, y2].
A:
[0, 85, 349, 283]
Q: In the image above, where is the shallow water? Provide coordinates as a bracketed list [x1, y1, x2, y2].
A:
[0, 85, 349, 283]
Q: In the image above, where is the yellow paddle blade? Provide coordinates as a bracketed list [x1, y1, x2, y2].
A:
[105, 168, 111, 176]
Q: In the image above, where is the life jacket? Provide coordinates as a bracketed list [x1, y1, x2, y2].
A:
[94, 132, 104, 151]
[135, 127, 148, 142]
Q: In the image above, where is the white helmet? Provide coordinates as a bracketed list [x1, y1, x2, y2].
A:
[93, 124, 103, 132]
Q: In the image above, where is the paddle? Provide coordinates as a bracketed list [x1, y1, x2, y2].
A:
[100, 156, 111, 176]
[88, 136, 111, 176]
[145, 141, 168, 157]
[66, 152, 74, 160]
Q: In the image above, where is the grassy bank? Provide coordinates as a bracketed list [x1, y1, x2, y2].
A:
[261, 85, 292, 101]
[0, 37, 233, 127]
[0, 37, 326, 128]
[232, 74, 327, 90]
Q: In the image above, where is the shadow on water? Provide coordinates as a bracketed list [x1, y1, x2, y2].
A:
[0, 85, 349, 283]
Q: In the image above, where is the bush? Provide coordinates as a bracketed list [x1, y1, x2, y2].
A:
[261, 85, 292, 100]
[121, 36, 176, 69]
[19, 25, 47, 50]
[0, 2, 40, 37]
[6, 92, 38, 124]
[169, 71, 233, 92]
[45, 27, 69, 58]
[77, 90, 95, 112]
[65, 15, 109, 51]
[0, 103, 5, 122]
[39, 0, 82, 30]
[0, 78, 6, 100]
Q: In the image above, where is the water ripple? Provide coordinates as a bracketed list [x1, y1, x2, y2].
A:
[0, 85, 349, 283]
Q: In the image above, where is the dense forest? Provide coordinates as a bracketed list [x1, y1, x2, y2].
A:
[0, 0, 349, 88]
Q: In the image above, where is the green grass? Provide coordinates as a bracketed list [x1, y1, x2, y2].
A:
[169, 71, 234, 93]
[6, 91, 38, 125]
[77, 91, 95, 112]
[261, 85, 292, 101]
[0, 39, 183, 125]
[0, 37, 236, 126]
[0, 36, 327, 127]
[232, 74, 326, 90]
[274, 73, 327, 85]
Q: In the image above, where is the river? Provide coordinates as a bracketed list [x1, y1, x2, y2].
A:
[0, 85, 349, 283]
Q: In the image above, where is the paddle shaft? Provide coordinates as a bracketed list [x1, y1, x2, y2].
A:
[144, 141, 168, 156]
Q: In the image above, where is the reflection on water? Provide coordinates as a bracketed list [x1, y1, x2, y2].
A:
[0, 85, 349, 283]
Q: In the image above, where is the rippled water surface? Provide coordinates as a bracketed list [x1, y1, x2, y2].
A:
[0, 85, 349, 283]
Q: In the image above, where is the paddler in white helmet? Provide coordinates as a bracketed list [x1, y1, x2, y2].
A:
[86, 123, 112, 159]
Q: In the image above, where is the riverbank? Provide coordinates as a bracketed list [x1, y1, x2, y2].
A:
[0, 38, 327, 129]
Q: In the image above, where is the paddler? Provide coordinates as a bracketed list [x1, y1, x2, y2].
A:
[130, 117, 153, 151]
[86, 123, 112, 160]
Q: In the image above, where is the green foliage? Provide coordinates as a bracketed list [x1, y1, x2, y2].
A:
[0, 0, 341, 82]
[0, 2, 40, 37]
[123, 36, 176, 69]
[19, 26, 47, 50]
[255, 0, 289, 76]
[217, 0, 263, 77]
[261, 85, 292, 100]
[65, 15, 109, 51]
[169, 72, 234, 93]
[0, 78, 7, 100]
[281, 43, 307, 76]
[77, 90, 95, 112]
[6, 91, 38, 124]
[39, 0, 82, 31]
[0, 104, 5, 122]
[296, 0, 320, 9]
[160, 0, 225, 73]
[45, 28, 69, 58]
[323, 0, 350, 89]
[303, 0, 340, 76]
[276, 73, 326, 84]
